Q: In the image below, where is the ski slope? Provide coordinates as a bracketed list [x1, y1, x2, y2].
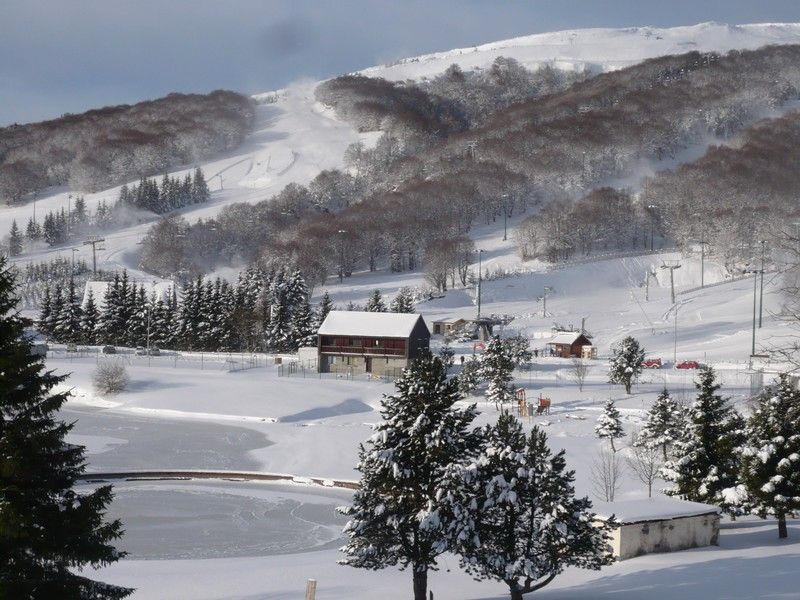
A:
[4, 22, 800, 281]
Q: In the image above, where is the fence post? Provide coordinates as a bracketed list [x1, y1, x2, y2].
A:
[305, 579, 317, 600]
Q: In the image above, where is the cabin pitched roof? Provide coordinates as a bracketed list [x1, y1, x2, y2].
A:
[318, 311, 428, 338]
[547, 331, 591, 346]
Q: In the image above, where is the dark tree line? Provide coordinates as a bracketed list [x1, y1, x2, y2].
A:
[7, 169, 211, 255]
[0, 90, 254, 201]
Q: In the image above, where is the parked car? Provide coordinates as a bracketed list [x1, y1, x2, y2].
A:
[66, 343, 78, 353]
[643, 358, 662, 369]
[102, 345, 117, 354]
[134, 346, 147, 356]
[676, 360, 701, 369]
[148, 347, 161, 356]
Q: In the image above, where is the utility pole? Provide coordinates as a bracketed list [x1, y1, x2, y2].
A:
[645, 269, 655, 301]
[699, 232, 707, 288]
[67, 194, 72, 240]
[337, 229, 347, 283]
[476, 249, 485, 318]
[83, 237, 105, 276]
[542, 286, 553, 318]
[502, 193, 509, 241]
[758, 240, 766, 328]
[673, 302, 679, 365]
[743, 266, 762, 356]
[647, 204, 659, 251]
[70, 248, 78, 275]
[660, 260, 681, 305]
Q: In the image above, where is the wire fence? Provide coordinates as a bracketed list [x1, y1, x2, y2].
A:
[277, 360, 403, 383]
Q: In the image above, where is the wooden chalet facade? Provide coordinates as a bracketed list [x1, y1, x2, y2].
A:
[317, 311, 430, 376]
[546, 331, 595, 358]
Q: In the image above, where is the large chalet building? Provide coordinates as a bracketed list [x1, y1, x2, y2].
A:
[317, 311, 430, 376]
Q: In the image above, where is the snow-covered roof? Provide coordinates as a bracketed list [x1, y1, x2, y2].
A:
[82, 280, 176, 309]
[593, 499, 721, 524]
[547, 331, 590, 345]
[318, 311, 427, 338]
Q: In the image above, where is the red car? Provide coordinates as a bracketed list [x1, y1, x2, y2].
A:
[676, 360, 701, 369]
[643, 358, 662, 369]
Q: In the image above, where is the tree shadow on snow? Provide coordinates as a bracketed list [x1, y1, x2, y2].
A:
[279, 398, 373, 423]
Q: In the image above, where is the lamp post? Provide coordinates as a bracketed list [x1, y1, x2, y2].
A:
[542, 285, 553, 318]
[743, 266, 762, 356]
[501, 193, 509, 241]
[337, 229, 347, 284]
[476, 249, 485, 318]
[758, 240, 766, 328]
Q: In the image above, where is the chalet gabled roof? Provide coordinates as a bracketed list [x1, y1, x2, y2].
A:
[318, 311, 428, 338]
[547, 331, 591, 345]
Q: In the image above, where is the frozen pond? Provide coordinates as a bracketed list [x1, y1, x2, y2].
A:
[63, 406, 272, 472]
[86, 480, 351, 560]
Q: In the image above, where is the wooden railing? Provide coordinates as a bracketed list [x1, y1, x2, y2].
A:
[319, 345, 406, 357]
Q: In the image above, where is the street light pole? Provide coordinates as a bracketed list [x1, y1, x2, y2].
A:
[502, 193, 509, 241]
[743, 267, 761, 356]
[476, 249, 484, 318]
[758, 240, 766, 328]
[337, 229, 347, 284]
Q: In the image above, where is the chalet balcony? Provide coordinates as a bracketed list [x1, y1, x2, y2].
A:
[319, 345, 406, 357]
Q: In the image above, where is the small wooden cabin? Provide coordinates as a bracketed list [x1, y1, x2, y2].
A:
[431, 318, 467, 336]
[546, 331, 594, 358]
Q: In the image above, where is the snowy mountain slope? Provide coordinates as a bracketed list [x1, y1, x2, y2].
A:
[4, 22, 800, 280]
[360, 22, 800, 80]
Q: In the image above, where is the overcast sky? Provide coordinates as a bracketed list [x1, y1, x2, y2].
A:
[2, 0, 799, 126]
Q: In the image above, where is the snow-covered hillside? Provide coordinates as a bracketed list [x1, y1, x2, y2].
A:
[361, 22, 800, 80]
[4, 22, 800, 281]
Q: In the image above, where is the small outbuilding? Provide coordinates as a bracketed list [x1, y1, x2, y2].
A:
[431, 317, 467, 336]
[546, 331, 595, 358]
[317, 311, 430, 376]
[595, 499, 721, 560]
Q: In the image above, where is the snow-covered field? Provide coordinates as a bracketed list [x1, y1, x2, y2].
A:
[48, 242, 799, 599]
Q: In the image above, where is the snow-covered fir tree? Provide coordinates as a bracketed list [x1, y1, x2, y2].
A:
[389, 287, 415, 313]
[609, 336, 645, 394]
[482, 335, 515, 407]
[339, 352, 481, 600]
[635, 388, 682, 460]
[505, 333, 533, 366]
[265, 277, 292, 352]
[316, 290, 334, 328]
[38, 285, 53, 338]
[738, 375, 800, 538]
[440, 414, 615, 600]
[8, 219, 23, 256]
[438, 343, 455, 368]
[48, 283, 66, 341]
[595, 398, 625, 452]
[79, 288, 99, 345]
[457, 354, 483, 396]
[290, 293, 316, 349]
[0, 257, 132, 598]
[365, 289, 386, 312]
[662, 367, 745, 514]
[192, 167, 210, 203]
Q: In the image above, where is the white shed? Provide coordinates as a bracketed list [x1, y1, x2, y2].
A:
[594, 498, 721, 560]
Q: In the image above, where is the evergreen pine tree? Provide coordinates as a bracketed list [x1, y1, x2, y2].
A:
[738, 375, 800, 538]
[365, 289, 386, 312]
[609, 336, 645, 394]
[98, 276, 122, 346]
[0, 257, 132, 598]
[80, 288, 99, 345]
[49, 283, 66, 342]
[389, 287, 415, 313]
[290, 293, 316, 349]
[595, 399, 625, 452]
[339, 352, 481, 600]
[457, 354, 483, 396]
[192, 168, 210, 203]
[25, 217, 42, 243]
[73, 196, 88, 230]
[8, 220, 23, 256]
[39, 285, 53, 338]
[126, 285, 148, 348]
[316, 291, 334, 328]
[662, 367, 745, 514]
[440, 415, 615, 600]
[482, 335, 515, 408]
[635, 388, 682, 460]
[55, 278, 84, 344]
